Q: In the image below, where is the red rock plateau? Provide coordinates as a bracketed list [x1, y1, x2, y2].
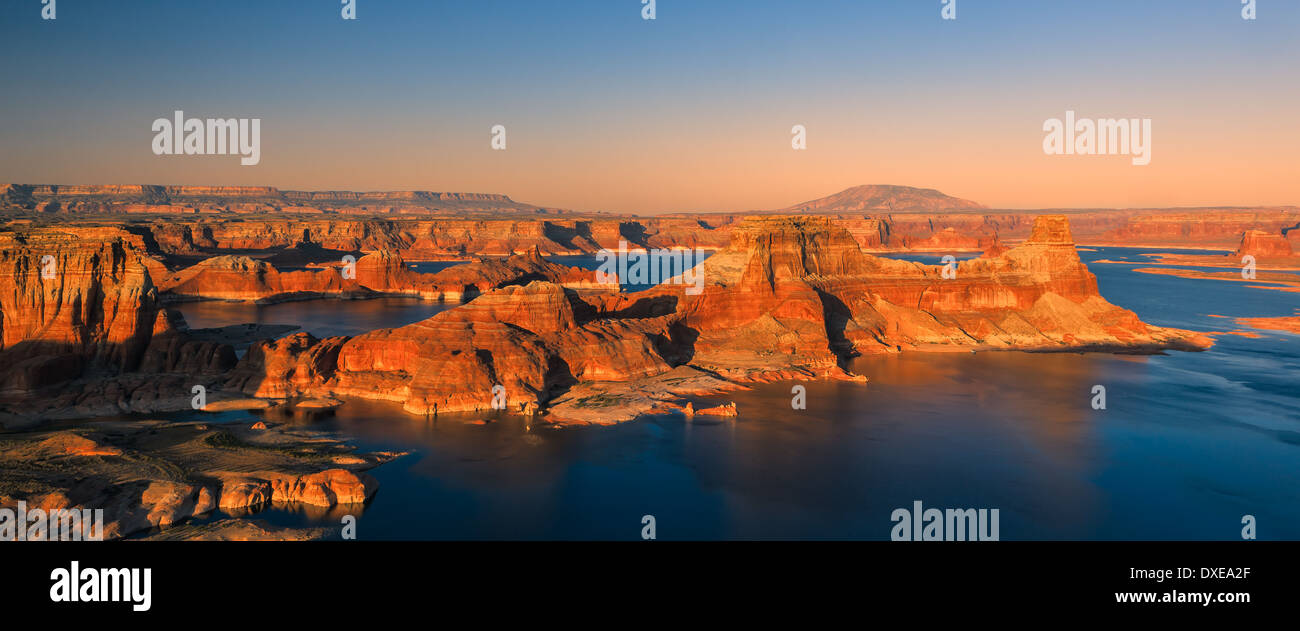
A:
[222, 214, 1210, 426]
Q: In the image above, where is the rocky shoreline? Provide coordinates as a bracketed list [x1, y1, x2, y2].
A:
[0, 412, 404, 540]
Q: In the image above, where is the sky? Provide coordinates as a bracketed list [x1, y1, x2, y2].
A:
[1, 0, 1297, 213]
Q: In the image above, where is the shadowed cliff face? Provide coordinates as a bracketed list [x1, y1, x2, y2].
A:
[228, 214, 1211, 422]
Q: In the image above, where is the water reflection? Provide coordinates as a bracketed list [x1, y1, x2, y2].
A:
[175, 296, 455, 339]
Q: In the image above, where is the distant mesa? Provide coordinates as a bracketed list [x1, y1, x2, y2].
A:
[779, 184, 988, 213]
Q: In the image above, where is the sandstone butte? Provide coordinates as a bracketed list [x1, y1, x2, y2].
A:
[224, 215, 1212, 424]
[1236, 229, 1297, 260]
[155, 245, 606, 303]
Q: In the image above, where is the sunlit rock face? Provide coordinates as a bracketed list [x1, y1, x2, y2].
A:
[0, 227, 234, 396]
[0, 227, 159, 366]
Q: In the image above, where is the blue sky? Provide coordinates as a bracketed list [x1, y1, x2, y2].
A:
[2, 0, 1296, 211]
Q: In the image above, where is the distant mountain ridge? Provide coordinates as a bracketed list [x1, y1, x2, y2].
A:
[780, 184, 987, 213]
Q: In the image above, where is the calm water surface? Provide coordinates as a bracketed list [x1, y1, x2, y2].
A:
[170, 248, 1299, 539]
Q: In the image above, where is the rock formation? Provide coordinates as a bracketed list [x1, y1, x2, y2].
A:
[1097, 210, 1300, 248]
[222, 214, 1210, 425]
[419, 246, 610, 299]
[0, 225, 235, 424]
[156, 246, 608, 304]
[660, 215, 1209, 383]
[229, 281, 671, 415]
[156, 255, 371, 303]
[0, 227, 160, 370]
[1236, 229, 1295, 259]
[0, 227, 234, 402]
[0, 421, 401, 540]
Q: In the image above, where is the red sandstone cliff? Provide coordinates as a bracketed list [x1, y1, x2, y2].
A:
[0, 227, 235, 399]
[1097, 210, 1300, 248]
[0, 228, 159, 370]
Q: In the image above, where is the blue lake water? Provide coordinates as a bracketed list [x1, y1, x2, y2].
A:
[406, 261, 465, 274]
[172, 247, 1298, 540]
[177, 297, 456, 339]
[550, 252, 713, 293]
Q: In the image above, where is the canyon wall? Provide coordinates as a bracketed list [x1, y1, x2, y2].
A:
[0, 227, 234, 398]
[1095, 210, 1300, 248]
